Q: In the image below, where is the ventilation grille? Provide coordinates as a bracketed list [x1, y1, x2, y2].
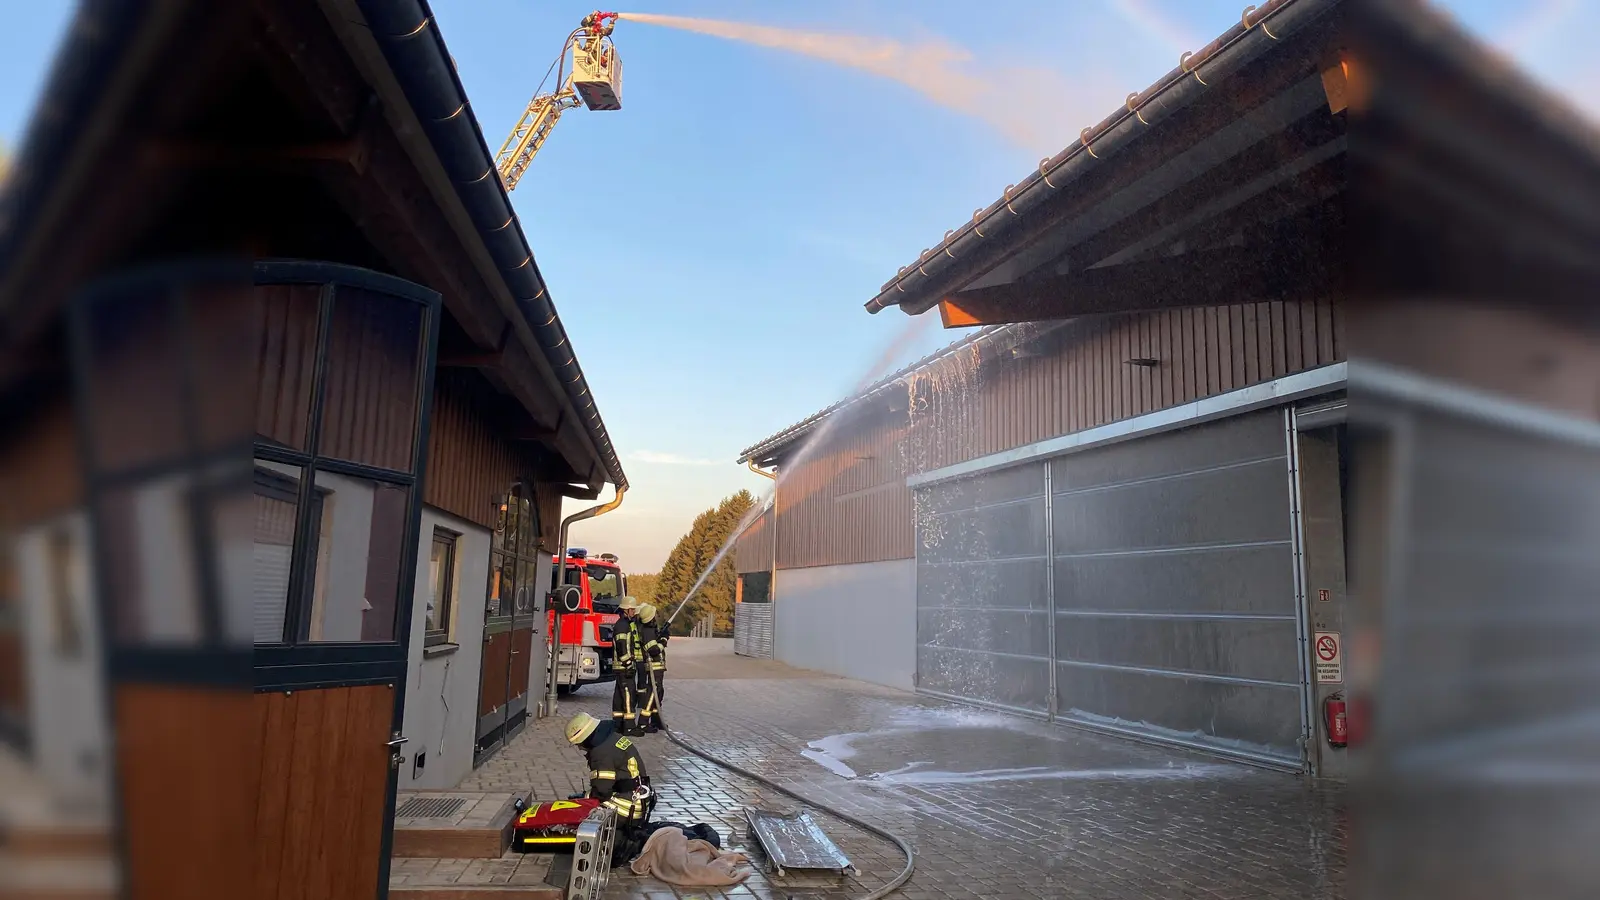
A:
[396, 796, 467, 819]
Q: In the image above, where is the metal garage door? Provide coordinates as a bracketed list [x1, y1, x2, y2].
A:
[915, 463, 1051, 715]
[1049, 408, 1304, 766]
[915, 407, 1308, 768]
[734, 602, 774, 659]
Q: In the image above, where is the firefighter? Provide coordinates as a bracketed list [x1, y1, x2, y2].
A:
[564, 712, 655, 863]
[610, 596, 648, 735]
[637, 603, 666, 733]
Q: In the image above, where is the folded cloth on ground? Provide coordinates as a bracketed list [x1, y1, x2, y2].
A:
[628, 825, 750, 886]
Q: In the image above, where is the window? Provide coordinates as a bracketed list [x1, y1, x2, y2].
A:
[250, 275, 430, 648]
[426, 530, 458, 646]
[487, 486, 541, 623]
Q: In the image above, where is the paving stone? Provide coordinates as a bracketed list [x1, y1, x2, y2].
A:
[433, 640, 1346, 899]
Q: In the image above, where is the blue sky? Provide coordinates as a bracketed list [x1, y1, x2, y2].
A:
[3, 1, 1595, 571]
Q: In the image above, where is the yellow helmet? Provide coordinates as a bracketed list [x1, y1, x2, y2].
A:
[618, 595, 642, 612]
[639, 603, 657, 623]
[564, 712, 601, 745]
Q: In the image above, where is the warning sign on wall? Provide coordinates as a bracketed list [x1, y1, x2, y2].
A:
[1314, 631, 1343, 684]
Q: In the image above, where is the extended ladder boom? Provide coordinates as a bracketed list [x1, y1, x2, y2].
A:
[494, 11, 622, 192]
[496, 85, 581, 191]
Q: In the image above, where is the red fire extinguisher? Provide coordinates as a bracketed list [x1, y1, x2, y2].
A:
[1325, 693, 1348, 748]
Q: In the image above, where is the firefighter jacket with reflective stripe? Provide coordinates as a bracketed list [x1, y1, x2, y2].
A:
[584, 727, 648, 820]
[611, 617, 645, 672]
[638, 619, 665, 672]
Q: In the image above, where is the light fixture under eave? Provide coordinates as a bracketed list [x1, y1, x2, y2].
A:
[1126, 358, 1159, 368]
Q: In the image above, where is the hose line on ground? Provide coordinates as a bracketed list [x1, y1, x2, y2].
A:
[662, 727, 915, 900]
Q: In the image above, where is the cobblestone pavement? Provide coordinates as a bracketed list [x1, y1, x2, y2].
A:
[456, 639, 1348, 900]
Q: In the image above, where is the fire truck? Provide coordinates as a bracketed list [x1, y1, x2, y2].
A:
[546, 548, 624, 694]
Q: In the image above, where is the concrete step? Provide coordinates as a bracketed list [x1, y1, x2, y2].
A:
[0, 823, 112, 859]
[389, 887, 561, 900]
[0, 850, 118, 899]
[391, 791, 527, 859]
[389, 853, 563, 898]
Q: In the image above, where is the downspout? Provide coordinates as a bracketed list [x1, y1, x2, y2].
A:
[769, 469, 780, 658]
[546, 485, 626, 716]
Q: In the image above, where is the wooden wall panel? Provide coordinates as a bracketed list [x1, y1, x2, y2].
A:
[733, 508, 773, 575]
[115, 685, 257, 900]
[252, 684, 392, 900]
[0, 400, 84, 528]
[767, 297, 1345, 569]
[423, 371, 559, 550]
[478, 631, 511, 717]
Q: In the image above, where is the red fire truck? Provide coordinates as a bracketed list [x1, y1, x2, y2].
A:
[546, 548, 624, 694]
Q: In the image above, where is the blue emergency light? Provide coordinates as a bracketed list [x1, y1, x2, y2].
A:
[569, 548, 588, 559]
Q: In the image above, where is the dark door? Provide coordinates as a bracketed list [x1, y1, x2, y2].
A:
[474, 485, 539, 763]
[64, 260, 438, 899]
[249, 261, 441, 899]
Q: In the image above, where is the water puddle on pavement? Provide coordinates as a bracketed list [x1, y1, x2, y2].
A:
[865, 760, 1242, 785]
[798, 725, 1243, 784]
[799, 732, 870, 779]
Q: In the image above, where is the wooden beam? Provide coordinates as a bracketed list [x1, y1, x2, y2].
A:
[1321, 58, 1350, 115]
[505, 414, 560, 442]
[561, 483, 602, 501]
[937, 242, 1342, 328]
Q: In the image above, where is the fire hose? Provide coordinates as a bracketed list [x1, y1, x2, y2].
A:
[660, 726, 916, 900]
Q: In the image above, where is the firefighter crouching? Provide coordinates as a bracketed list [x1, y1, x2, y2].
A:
[611, 596, 649, 736]
[564, 712, 655, 863]
[637, 603, 666, 733]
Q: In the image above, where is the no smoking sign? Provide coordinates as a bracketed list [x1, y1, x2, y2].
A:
[1314, 631, 1343, 683]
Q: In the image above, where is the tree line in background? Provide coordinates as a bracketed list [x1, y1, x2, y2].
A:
[627, 490, 757, 635]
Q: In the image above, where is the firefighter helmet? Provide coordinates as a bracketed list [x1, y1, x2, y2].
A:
[639, 603, 657, 623]
[618, 595, 642, 612]
[565, 712, 601, 745]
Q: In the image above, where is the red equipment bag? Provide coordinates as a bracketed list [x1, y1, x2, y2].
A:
[513, 798, 601, 851]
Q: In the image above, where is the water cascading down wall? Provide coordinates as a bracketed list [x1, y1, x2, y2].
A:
[914, 407, 1307, 769]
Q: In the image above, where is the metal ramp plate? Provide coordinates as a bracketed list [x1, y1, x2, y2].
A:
[744, 808, 853, 877]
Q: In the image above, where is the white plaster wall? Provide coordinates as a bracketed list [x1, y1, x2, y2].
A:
[310, 470, 377, 642]
[15, 513, 109, 804]
[254, 461, 378, 642]
[401, 507, 490, 789]
[774, 559, 916, 691]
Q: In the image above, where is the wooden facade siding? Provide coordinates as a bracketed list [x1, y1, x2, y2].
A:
[737, 297, 1344, 571]
[255, 284, 321, 453]
[317, 288, 426, 473]
[733, 507, 774, 575]
[0, 400, 84, 529]
[423, 370, 561, 551]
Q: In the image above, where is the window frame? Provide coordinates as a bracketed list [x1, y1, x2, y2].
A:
[249, 264, 438, 662]
[487, 484, 542, 626]
[425, 528, 459, 647]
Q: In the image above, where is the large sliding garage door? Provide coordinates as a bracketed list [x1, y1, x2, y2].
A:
[1050, 409, 1304, 767]
[915, 407, 1309, 768]
[916, 464, 1051, 715]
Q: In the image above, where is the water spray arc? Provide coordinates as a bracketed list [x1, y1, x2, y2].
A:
[615, 11, 1058, 149]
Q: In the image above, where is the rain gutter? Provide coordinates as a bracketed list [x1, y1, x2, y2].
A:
[864, 0, 1335, 316]
[355, 0, 627, 490]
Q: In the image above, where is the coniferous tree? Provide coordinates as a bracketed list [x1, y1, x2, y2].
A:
[653, 490, 756, 633]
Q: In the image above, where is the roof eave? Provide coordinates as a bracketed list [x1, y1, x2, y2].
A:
[351, 0, 628, 489]
[863, 0, 1327, 317]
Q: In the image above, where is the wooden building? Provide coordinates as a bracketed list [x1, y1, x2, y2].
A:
[734, 0, 1600, 794]
[0, 0, 626, 896]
